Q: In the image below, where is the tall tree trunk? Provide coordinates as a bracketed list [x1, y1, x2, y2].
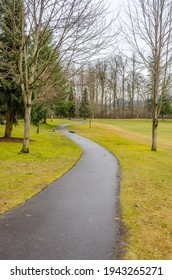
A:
[113, 84, 117, 119]
[43, 116, 47, 124]
[122, 76, 125, 119]
[130, 97, 134, 118]
[21, 105, 31, 153]
[101, 86, 104, 118]
[152, 118, 158, 151]
[37, 123, 40, 134]
[151, 103, 158, 151]
[130, 81, 134, 118]
[4, 109, 14, 138]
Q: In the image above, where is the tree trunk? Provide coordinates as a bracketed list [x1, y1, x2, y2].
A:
[21, 105, 31, 153]
[113, 84, 117, 119]
[43, 116, 47, 124]
[89, 118, 92, 128]
[151, 118, 158, 151]
[130, 97, 134, 118]
[4, 109, 14, 138]
[101, 86, 104, 118]
[122, 77, 125, 119]
[37, 124, 40, 134]
[151, 73, 159, 151]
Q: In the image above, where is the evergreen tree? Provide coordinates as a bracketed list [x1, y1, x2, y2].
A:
[79, 87, 90, 120]
[55, 101, 69, 118]
[67, 86, 76, 120]
[31, 103, 47, 133]
[0, 0, 23, 138]
[55, 86, 76, 119]
[0, 82, 24, 138]
[160, 96, 172, 120]
[0, 92, 5, 124]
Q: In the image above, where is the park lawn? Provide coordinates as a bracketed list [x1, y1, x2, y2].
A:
[0, 119, 82, 214]
[69, 119, 172, 260]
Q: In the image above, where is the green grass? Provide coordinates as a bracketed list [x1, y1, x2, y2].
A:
[0, 119, 82, 214]
[68, 119, 172, 260]
[1, 118, 172, 259]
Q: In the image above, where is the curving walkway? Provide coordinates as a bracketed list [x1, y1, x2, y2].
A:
[0, 125, 120, 260]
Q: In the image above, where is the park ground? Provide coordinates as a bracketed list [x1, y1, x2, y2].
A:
[0, 119, 172, 259]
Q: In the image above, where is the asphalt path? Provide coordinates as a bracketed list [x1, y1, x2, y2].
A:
[0, 124, 120, 260]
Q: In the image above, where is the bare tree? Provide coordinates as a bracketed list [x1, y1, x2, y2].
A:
[1, 0, 114, 153]
[85, 63, 98, 118]
[108, 56, 120, 118]
[127, 53, 143, 118]
[117, 55, 128, 118]
[96, 60, 108, 118]
[124, 0, 172, 150]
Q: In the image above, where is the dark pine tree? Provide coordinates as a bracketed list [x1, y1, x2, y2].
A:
[79, 87, 90, 120]
[0, 0, 23, 138]
[31, 103, 47, 133]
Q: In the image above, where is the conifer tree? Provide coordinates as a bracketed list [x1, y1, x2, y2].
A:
[79, 87, 90, 120]
[0, 0, 23, 138]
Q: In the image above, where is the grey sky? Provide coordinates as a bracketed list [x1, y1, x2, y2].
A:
[109, 0, 123, 11]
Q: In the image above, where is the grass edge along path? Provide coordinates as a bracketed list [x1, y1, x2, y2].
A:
[68, 119, 172, 260]
[0, 120, 82, 214]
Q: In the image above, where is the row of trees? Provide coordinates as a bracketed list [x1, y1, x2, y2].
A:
[71, 54, 172, 120]
[55, 0, 172, 152]
[1, 0, 172, 152]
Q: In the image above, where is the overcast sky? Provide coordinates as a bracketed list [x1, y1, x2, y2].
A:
[105, 0, 133, 55]
[106, 0, 147, 57]
[109, 0, 123, 11]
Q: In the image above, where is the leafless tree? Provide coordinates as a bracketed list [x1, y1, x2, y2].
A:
[124, 0, 172, 150]
[96, 60, 108, 118]
[1, 0, 115, 152]
[108, 56, 120, 118]
[116, 55, 128, 118]
[126, 53, 144, 118]
[85, 63, 98, 118]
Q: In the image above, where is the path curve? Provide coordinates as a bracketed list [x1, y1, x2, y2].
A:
[0, 125, 120, 260]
